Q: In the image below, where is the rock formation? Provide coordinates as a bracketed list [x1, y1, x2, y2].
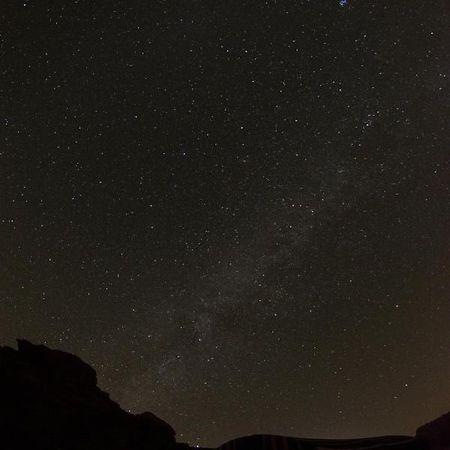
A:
[416, 412, 450, 450]
[0, 339, 176, 450]
[0, 338, 447, 450]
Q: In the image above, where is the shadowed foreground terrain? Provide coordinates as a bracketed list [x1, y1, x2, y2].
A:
[0, 340, 448, 450]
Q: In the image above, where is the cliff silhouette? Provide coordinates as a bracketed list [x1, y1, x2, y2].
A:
[0, 339, 176, 450]
[0, 339, 448, 450]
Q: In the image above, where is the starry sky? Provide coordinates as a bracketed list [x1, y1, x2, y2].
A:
[1, 0, 449, 446]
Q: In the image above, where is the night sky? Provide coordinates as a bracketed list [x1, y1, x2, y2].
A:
[1, 0, 449, 446]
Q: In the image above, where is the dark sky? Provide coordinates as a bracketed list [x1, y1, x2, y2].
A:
[1, 0, 449, 446]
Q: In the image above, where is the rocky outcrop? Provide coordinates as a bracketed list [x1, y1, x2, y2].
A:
[0, 339, 176, 450]
[416, 412, 450, 450]
[0, 338, 447, 450]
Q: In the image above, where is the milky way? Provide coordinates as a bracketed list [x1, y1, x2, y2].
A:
[1, 0, 449, 446]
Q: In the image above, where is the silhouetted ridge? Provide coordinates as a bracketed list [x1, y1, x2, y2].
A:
[213, 413, 450, 450]
[0, 339, 448, 450]
[217, 435, 421, 450]
[416, 413, 450, 450]
[0, 339, 176, 450]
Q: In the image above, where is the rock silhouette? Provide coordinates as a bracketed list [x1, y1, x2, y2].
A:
[221, 413, 450, 450]
[0, 339, 176, 450]
[218, 434, 423, 450]
[0, 339, 448, 450]
[216, 413, 450, 450]
[416, 412, 450, 450]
